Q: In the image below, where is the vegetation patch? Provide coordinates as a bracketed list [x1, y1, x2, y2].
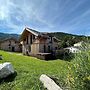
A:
[0, 50, 90, 90]
[0, 50, 69, 90]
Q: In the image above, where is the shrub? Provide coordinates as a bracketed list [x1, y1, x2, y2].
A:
[83, 76, 90, 90]
[66, 43, 90, 90]
[56, 49, 74, 61]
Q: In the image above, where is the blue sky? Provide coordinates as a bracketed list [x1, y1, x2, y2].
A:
[0, 0, 90, 35]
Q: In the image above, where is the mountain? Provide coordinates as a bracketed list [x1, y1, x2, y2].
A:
[0, 32, 20, 41]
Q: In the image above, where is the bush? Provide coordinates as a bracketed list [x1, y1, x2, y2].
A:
[66, 43, 90, 90]
[84, 76, 90, 90]
[56, 49, 74, 61]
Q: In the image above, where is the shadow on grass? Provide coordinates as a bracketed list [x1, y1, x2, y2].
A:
[55, 53, 75, 62]
[0, 71, 17, 83]
[48, 75, 67, 90]
[44, 54, 74, 61]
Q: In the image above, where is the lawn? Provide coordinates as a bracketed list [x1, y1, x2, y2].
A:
[0, 50, 70, 90]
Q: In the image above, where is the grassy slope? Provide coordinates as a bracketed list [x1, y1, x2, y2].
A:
[0, 50, 69, 90]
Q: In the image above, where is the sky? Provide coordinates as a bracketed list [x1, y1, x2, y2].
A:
[0, 0, 90, 35]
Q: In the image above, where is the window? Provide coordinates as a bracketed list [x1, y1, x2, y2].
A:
[29, 46, 31, 52]
[26, 36, 28, 44]
[55, 47, 57, 50]
[44, 45, 46, 53]
[8, 44, 11, 46]
[51, 37, 52, 43]
[33, 35, 35, 40]
[30, 35, 32, 44]
[24, 38, 26, 41]
[48, 46, 51, 52]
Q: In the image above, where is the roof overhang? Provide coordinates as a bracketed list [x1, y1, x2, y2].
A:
[20, 28, 39, 41]
[26, 28, 39, 36]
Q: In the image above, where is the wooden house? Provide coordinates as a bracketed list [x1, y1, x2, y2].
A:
[20, 28, 59, 59]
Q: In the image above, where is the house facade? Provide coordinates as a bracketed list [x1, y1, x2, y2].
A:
[0, 38, 21, 52]
[20, 28, 59, 56]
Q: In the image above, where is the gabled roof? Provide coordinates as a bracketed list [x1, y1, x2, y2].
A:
[25, 27, 41, 36]
[20, 27, 41, 41]
[20, 27, 60, 42]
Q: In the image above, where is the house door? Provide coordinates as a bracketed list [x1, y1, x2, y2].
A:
[44, 45, 46, 53]
[12, 47, 15, 52]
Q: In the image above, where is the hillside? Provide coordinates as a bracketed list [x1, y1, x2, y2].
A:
[48, 32, 90, 47]
[0, 33, 20, 41]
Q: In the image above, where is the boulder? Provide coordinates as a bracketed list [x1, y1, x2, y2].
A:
[40, 74, 62, 90]
[0, 62, 14, 79]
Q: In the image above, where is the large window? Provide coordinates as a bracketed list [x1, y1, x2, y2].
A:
[33, 35, 35, 40]
[29, 46, 31, 52]
[44, 45, 46, 53]
[30, 35, 32, 44]
[26, 36, 28, 44]
[8, 44, 11, 46]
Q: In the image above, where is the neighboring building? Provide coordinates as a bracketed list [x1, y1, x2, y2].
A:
[65, 41, 88, 53]
[0, 38, 21, 52]
[74, 41, 83, 47]
[20, 27, 59, 57]
[65, 46, 81, 53]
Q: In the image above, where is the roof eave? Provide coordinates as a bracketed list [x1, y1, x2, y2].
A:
[26, 28, 39, 36]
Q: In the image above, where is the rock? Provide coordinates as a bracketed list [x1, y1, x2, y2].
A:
[0, 62, 14, 79]
[40, 74, 62, 90]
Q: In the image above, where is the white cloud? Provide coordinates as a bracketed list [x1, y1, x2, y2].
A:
[0, 0, 90, 35]
[0, 0, 10, 20]
[0, 0, 55, 33]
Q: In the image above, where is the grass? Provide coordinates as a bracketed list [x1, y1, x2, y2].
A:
[0, 50, 69, 90]
[0, 50, 90, 90]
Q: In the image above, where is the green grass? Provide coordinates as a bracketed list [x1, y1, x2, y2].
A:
[0, 50, 69, 90]
[1, 50, 89, 90]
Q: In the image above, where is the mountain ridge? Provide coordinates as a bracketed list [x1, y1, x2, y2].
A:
[0, 32, 20, 41]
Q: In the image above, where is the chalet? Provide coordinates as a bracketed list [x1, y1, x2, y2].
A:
[20, 28, 59, 59]
[0, 38, 21, 52]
